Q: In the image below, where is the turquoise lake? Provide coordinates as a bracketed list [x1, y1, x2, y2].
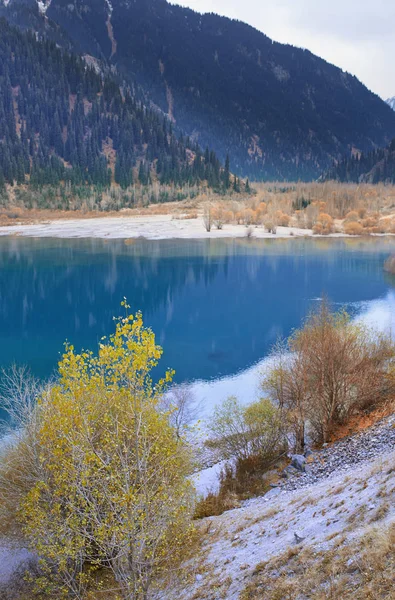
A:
[1, 236, 395, 414]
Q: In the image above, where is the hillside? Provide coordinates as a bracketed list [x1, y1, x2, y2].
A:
[164, 415, 395, 599]
[0, 18, 225, 193]
[1, 412, 394, 598]
[324, 138, 395, 183]
[1, 0, 395, 181]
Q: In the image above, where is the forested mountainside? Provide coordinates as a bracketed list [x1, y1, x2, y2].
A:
[0, 18, 226, 191]
[2, 0, 395, 181]
[324, 138, 395, 183]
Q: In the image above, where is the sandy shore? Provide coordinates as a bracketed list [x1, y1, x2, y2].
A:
[0, 214, 315, 240]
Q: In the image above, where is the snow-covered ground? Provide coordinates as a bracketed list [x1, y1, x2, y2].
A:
[166, 444, 395, 600]
[0, 546, 32, 582]
[0, 215, 316, 240]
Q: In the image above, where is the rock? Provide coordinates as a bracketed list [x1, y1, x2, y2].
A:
[304, 449, 313, 458]
[278, 413, 395, 493]
[195, 574, 203, 582]
[291, 455, 307, 472]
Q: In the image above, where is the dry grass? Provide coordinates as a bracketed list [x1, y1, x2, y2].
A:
[3, 182, 395, 237]
[241, 522, 395, 600]
[194, 456, 286, 519]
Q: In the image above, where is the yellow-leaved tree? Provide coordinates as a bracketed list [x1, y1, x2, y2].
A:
[0, 305, 195, 600]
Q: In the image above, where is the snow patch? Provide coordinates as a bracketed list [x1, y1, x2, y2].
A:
[386, 96, 395, 111]
[104, 0, 113, 14]
[36, 0, 52, 15]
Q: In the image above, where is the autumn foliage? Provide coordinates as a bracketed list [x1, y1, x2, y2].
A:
[264, 301, 395, 450]
[0, 306, 195, 599]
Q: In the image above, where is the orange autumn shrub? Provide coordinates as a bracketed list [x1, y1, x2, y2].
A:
[313, 213, 334, 235]
[358, 207, 367, 219]
[275, 211, 291, 227]
[344, 221, 364, 235]
[345, 211, 359, 222]
[235, 211, 244, 224]
[361, 216, 378, 228]
[243, 208, 255, 225]
[257, 202, 267, 216]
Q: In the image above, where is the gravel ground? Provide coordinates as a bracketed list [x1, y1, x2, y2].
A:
[279, 413, 395, 492]
[160, 414, 395, 600]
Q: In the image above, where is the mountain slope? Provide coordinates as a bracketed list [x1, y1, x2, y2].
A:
[324, 138, 395, 183]
[168, 415, 395, 599]
[2, 0, 395, 181]
[0, 17, 225, 191]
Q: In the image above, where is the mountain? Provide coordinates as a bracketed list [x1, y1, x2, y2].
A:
[323, 138, 395, 183]
[386, 97, 395, 111]
[0, 18, 226, 192]
[1, 0, 395, 182]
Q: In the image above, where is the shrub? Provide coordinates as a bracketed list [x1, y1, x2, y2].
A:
[203, 205, 212, 231]
[361, 216, 378, 228]
[317, 213, 334, 234]
[0, 308, 195, 600]
[207, 397, 284, 463]
[305, 203, 320, 228]
[312, 222, 323, 235]
[345, 210, 359, 222]
[264, 219, 277, 234]
[194, 454, 284, 518]
[235, 210, 244, 224]
[344, 221, 364, 235]
[295, 210, 306, 228]
[257, 202, 267, 217]
[276, 211, 291, 227]
[264, 301, 395, 449]
[243, 208, 256, 225]
[358, 207, 367, 218]
[211, 205, 233, 229]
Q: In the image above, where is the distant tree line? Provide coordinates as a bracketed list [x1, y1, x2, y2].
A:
[324, 139, 395, 184]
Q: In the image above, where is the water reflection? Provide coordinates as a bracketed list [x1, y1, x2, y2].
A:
[0, 236, 395, 413]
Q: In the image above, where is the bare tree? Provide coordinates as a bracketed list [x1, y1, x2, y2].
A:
[264, 301, 395, 448]
[203, 204, 213, 232]
[161, 383, 200, 440]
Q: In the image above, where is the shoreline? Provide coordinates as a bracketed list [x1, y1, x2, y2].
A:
[0, 214, 313, 240]
[0, 213, 381, 240]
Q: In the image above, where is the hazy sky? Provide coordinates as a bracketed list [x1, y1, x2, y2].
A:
[170, 0, 395, 99]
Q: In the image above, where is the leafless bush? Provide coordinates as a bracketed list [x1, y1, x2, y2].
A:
[203, 204, 213, 232]
[264, 301, 395, 449]
[161, 384, 200, 441]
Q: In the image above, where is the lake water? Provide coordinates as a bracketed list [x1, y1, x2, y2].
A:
[1, 236, 395, 416]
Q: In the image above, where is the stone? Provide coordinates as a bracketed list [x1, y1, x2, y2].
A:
[291, 455, 307, 472]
